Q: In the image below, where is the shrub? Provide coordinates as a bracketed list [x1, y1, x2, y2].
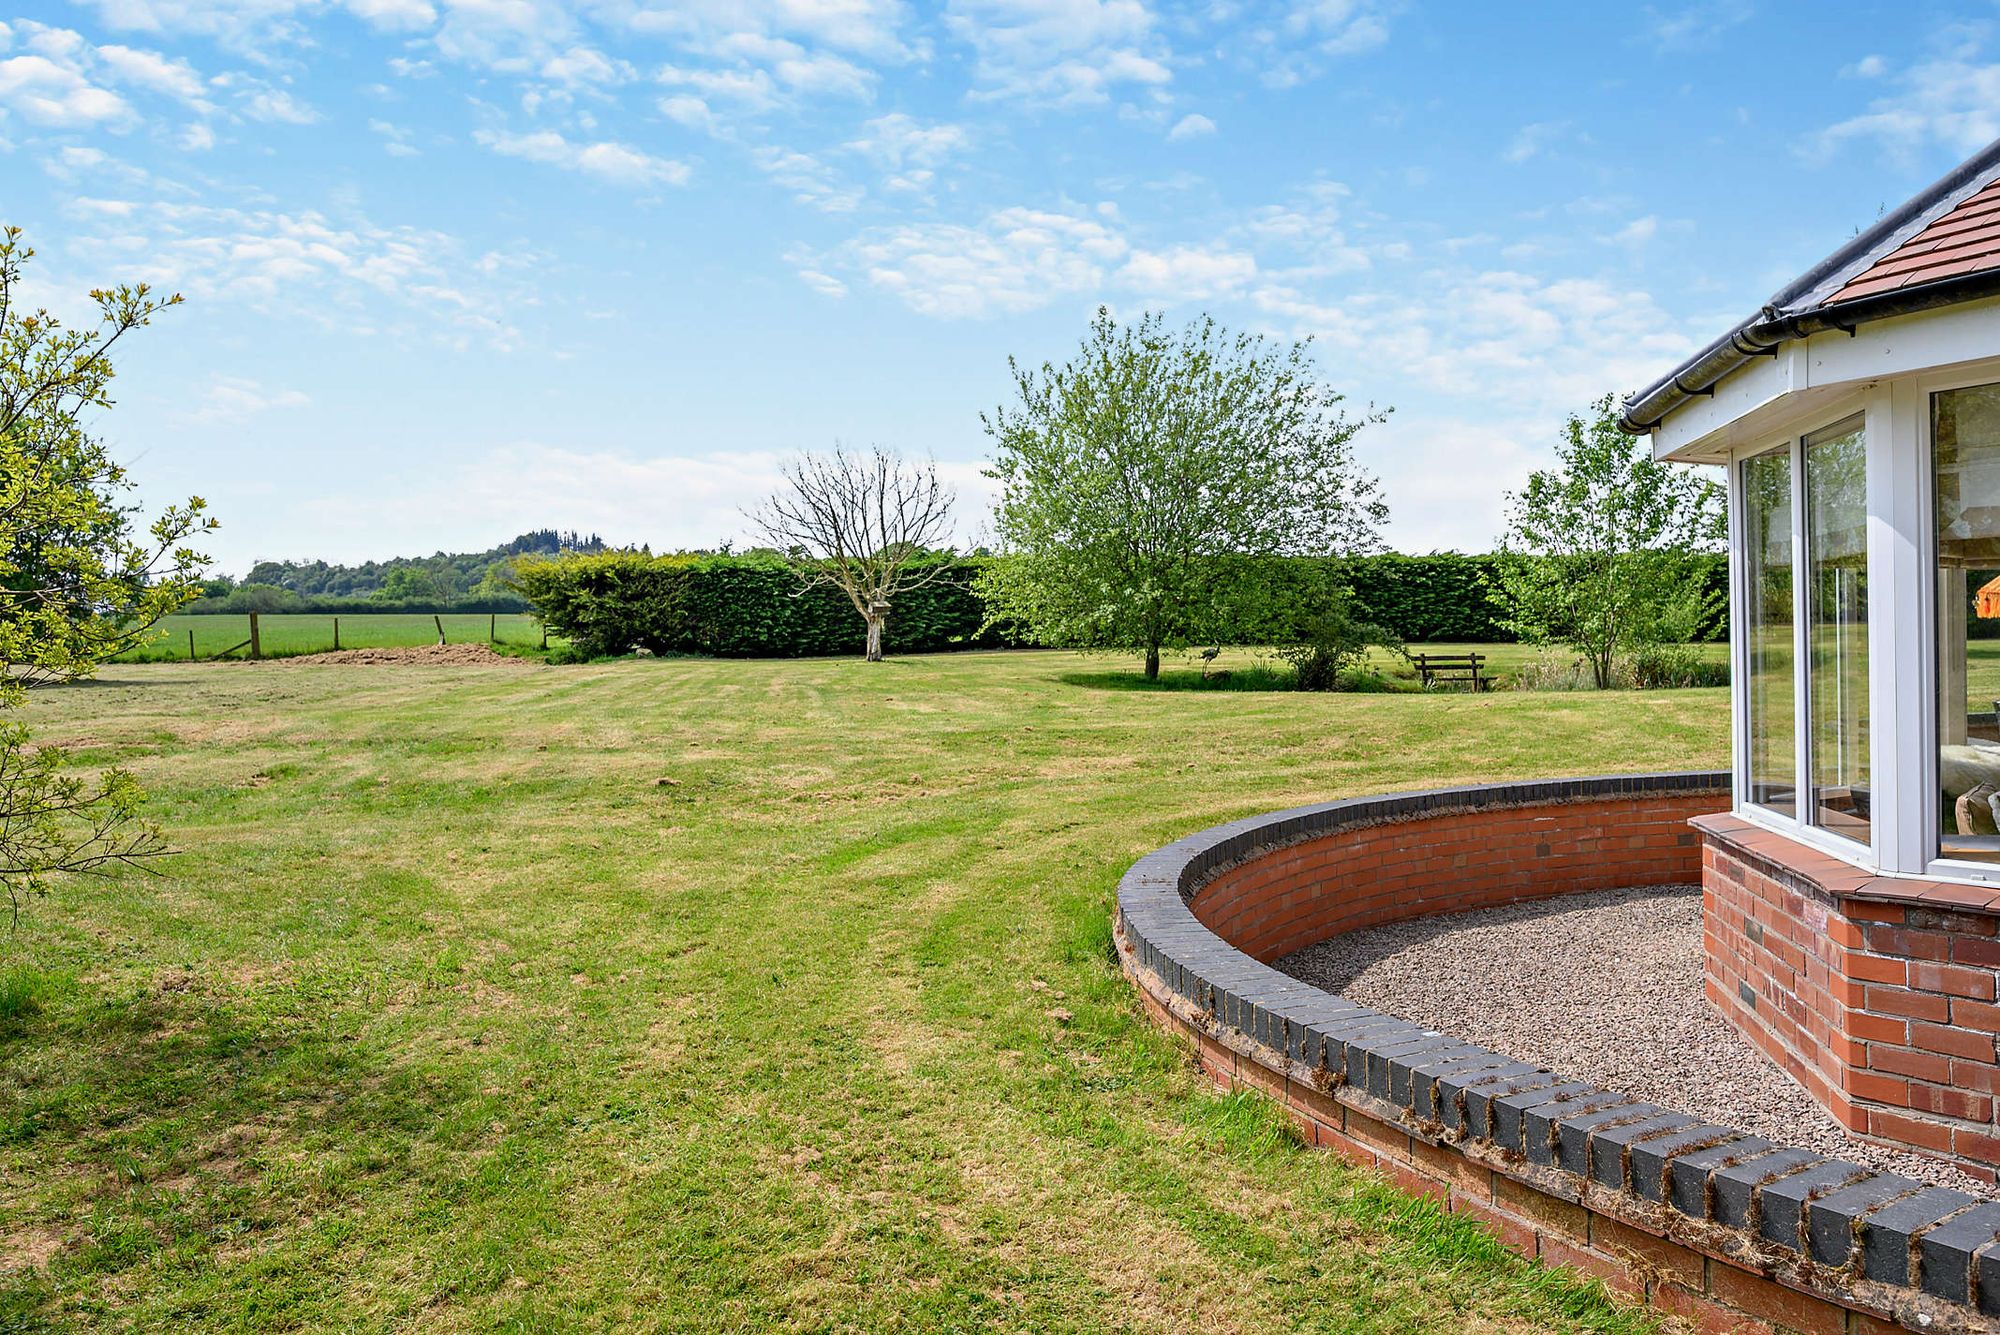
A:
[1277, 590, 1402, 692]
[1625, 642, 1729, 689]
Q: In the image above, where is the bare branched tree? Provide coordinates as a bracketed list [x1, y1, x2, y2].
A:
[753, 445, 957, 662]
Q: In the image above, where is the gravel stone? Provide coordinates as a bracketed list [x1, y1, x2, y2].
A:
[1274, 885, 1994, 1197]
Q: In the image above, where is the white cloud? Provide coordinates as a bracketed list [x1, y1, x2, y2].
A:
[1503, 120, 1568, 164]
[540, 44, 631, 86]
[752, 145, 863, 212]
[0, 53, 132, 127]
[827, 205, 1130, 316]
[1606, 215, 1658, 246]
[945, 0, 1171, 107]
[617, 0, 915, 63]
[95, 43, 207, 102]
[1116, 245, 1255, 301]
[370, 117, 419, 155]
[1166, 112, 1213, 141]
[58, 195, 531, 350]
[1638, 3, 1751, 53]
[475, 127, 691, 187]
[1842, 53, 1886, 79]
[1252, 0, 1393, 85]
[346, 0, 436, 31]
[430, 0, 575, 71]
[1814, 51, 2000, 158]
[180, 374, 310, 424]
[241, 86, 319, 123]
[846, 112, 967, 168]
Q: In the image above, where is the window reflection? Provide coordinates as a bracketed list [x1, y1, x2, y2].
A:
[1744, 445, 1796, 819]
[1804, 417, 1869, 844]
[1935, 384, 2000, 863]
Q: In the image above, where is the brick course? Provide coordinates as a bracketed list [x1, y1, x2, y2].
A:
[1702, 813, 2000, 1183]
[1119, 774, 2000, 1335]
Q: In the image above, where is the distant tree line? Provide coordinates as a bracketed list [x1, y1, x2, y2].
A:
[187, 529, 607, 613]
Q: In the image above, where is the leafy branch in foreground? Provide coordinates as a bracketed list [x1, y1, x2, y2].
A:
[0, 225, 211, 921]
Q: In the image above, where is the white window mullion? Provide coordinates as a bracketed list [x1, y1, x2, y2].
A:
[1728, 455, 1750, 812]
[1868, 380, 1923, 873]
[1793, 434, 1813, 832]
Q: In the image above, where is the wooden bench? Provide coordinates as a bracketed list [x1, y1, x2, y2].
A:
[1411, 651, 1487, 692]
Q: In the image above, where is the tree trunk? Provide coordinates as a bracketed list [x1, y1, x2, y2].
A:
[865, 614, 885, 662]
[1144, 645, 1160, 680]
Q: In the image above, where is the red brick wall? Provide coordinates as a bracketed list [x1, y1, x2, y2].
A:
[1701, 814, 2000, 1182]
[1189, 794, 1716, 964]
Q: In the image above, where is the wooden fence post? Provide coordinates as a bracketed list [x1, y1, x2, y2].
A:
[490, 613, 497, 643]
[333, 617, 341, 651]
[540, 623, 548, 650]
[434, 615, 445, 645]
[188, 629, 196, 662]
[249, 612, 261, 661]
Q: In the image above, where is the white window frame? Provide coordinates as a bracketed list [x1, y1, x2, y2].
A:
[1729, 391, 1881, 869]
[1917, 360, 2000, 883]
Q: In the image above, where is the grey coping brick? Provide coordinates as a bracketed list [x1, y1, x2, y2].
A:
[1804, 1175, 1929, 1267]
[1459, 1072, 1577, 1147]
[1586, 1112, 1701, 1192]
[1711, 1147, 1820, 1231]
[1918, 1201, 2000, 1303]
[1361, 1031, 1455, 1103]
[1628, 1125, 1739, 1205]
[1408, 1050, 1515, 1123]
[1555, 1103, 1671, 1178]
[1519, 1090, 1636, 1168]
[1666, 1138, 1781, 1222]
[1758, 1159, 1872, 1253]
[1855, 1187, 1980, 1286]
[1978, 1240, 2000, 1316]
[1385, 1039, 1485, 1110]
[1437, 1063, 1548, 1137]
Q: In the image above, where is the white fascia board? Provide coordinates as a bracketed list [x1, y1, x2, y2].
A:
[1650, 294, 2000, 464]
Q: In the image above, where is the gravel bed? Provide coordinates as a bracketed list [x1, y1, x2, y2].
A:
[1275, 885, 1994, 1196]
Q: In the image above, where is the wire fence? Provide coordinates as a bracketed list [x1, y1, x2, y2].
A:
[120, 613, 553, 662]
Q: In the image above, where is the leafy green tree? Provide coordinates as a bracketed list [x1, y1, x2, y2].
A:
[979, 307, 1388, 678]
[376, 562, 456, 608]
[0, 226, 212, 923]
[1497, 393, 1724, 689]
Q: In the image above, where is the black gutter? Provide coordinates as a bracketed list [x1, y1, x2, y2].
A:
[1619, 135, 2000, 436]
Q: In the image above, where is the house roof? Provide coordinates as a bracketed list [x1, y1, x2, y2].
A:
[1621, 136, 2000, 434]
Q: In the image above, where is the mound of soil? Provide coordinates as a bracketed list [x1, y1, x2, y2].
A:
[272, 644, 531, 667]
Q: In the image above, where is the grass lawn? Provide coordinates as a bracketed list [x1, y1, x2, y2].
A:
[1, 650, 1728, 1332]
[119, 614, 551, 661]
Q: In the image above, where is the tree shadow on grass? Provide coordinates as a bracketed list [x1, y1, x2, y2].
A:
[0, 973, 463, 1323]
[1057, 668, 1299, 693]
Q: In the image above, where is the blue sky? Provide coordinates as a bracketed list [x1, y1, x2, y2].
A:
[3, 0, 1997, 572]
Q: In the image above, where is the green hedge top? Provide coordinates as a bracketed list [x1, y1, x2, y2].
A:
[513, 549, 1729, 659]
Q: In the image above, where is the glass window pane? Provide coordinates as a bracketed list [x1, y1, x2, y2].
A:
[1743, 445, 1796, 818]
[1934, 384, 2000, 864]
[1804, 417, 1869, 844]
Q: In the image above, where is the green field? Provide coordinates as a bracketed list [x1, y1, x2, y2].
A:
[118, 614, 552, 661]
[0, 651, 1729, 1332]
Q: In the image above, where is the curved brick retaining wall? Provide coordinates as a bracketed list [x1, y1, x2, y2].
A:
[1117, 774, 2000, 1335]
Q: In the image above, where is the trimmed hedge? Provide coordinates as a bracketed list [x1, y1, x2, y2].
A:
[515, 550, 1730, 658]
[514, 552, 1024, 659]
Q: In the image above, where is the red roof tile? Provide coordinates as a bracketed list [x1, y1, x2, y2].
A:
[1827, 178, 2000, 303]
